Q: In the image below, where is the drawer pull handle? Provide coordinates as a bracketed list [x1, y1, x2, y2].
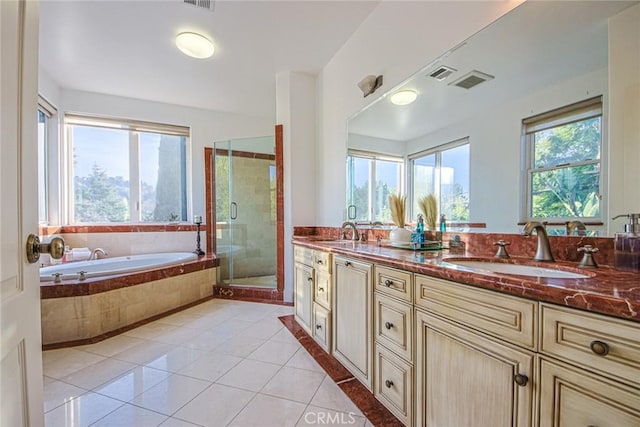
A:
[316, 324, 322, 330]
[590, 340, 609, 356]
[384, 279, 393, 287]
[318, 287, 324, 292]
[384, 322, 394, 330]
[344, 261, 351, 267]
[513, 374, 528, 387]
[385, 380, 394, 388]
[317, 260, 324, 265]
[307, 277, 313, 282]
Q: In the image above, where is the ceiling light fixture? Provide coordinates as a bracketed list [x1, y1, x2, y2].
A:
[175, 32, 214, 59]
[390, 90, 417, 106]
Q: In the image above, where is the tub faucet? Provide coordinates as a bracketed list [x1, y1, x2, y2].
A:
[90, 248, 108, 260]
[565, 220, 587, 236]
[522, 221, 554, 262]
[341, 221, 359, 241]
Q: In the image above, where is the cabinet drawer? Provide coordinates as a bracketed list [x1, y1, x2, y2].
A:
[314, 269, 331, 310]
[415, 275, 538, 350]
[375, 344, 413, 426]
[375, 265, 413, 303]
[540, 303, 640, 388]
[294, 245, 314, 266]
[314, 251, 332, 273]
[313, 303, 331, 353]
[374, 293, 413, 362]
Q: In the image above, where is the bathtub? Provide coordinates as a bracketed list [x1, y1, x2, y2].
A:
[40, 252, 199, 282]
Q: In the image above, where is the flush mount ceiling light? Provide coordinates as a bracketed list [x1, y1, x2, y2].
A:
[390, 90, 417, 106]
[175, 32, 214, 59]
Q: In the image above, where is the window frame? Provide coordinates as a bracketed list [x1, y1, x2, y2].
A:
[64, 114, 192, 225]
[346, 149, 404, 224]
[37, 96, 58, 225]
[408, 137, 470, 222]
[522, 96, 603, 223]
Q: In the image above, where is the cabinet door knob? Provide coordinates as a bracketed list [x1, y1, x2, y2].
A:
[384, 279, 393, 287]
[590, 340, 609, 356]
[316, 324, 322, 330]
[385, 380, 394, 388]
[384, 321, 394, 330]
[318, 287, 324, 293]
[344, 261, 351, 267]
[317, 260, 324, 265]
[513, 374, 528, 387]
[307, 277, 313, 282]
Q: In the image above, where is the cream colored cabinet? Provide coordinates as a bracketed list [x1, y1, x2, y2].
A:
[333, 255, 373, 390]
[415, 310, 535, 427]
[313, 302, 331, 353]
[294, 259, 314, 335]
[539, 357, 640, 426]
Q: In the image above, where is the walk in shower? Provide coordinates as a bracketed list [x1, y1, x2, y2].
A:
[214, 136, 276, 288]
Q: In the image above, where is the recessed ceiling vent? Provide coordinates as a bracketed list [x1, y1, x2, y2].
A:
[183, 0, 215, 12]
[428, 65, 457, 81]
[450, 70, 494, 89]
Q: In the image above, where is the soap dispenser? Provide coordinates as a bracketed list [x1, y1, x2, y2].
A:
[612, 213, 640, 272]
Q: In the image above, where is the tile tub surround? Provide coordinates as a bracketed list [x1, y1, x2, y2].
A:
[292, 236, 640, 323]
[41, 258, 217, 346]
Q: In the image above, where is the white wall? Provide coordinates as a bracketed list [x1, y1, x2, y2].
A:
[404, 68, 608, 233]
[608, 3, 640, 234]
[316, 1, 523, 225]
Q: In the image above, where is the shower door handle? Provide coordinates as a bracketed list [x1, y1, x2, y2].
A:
[230, 202, 238, 220]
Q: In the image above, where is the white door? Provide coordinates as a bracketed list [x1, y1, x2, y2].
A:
[1, 1, 45, 426]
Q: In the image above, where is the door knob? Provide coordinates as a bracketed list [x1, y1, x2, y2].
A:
[26, 234, 65, 264]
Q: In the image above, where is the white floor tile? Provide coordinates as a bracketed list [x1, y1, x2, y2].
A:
[151, 326, 203, 346]
[111, 341, 174, 365]
[154, 312, 202, 327]
[286, 348, 326, 373]
[242, 317, 285, 340]
[145, 346, 206, 373]
[43, 348, 107, 380]
[228, 394, 307, 427]
[90, 404, 168, 426]
[216, 359, 281, 392]
[215, 335, 267, 358]
[129, 374, 210, 416]
[173, 383, 254, 426]
[76, 335, 146, 358]
[271, 328, 302, 346]
[44, 392, 123, 427]
[123, 322, 178, 341]
[297, 405, 366, 427]
[177, 352, 242, 382]
[92, 366, 171, 402]
[310, 377, 363, 416]
[178, 329, 231, 351]
[43, 378, 87, 413]
[261, 366, 326, 404]
[60, 358, 136, 390]
[246, 339, 300, 365]
[159, 418, 202, 427]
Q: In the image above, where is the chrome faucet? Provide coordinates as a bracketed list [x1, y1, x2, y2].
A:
[90, 248, 108, 260]
[341, 221, 359, 241]
[565, 220, 587, 236]
[522, 221, 555, 262]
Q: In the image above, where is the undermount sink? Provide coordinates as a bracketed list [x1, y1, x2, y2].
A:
[446, 260, 592, 279]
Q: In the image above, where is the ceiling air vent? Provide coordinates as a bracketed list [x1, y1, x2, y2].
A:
[428, 66, 457, 81]
[183, 0, 215, 12]
[450, 70, 494, 89]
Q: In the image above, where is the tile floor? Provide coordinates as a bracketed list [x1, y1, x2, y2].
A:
[43, 299, 372, 427]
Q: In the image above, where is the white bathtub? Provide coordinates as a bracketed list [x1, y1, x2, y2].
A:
[40, 252, 199, 282]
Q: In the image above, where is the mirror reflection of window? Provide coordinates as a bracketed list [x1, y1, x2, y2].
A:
[523, 96, 602, 222]
[409, 139, 470, 223]
[37, 109, 49, 224]
[346, 151, 404, 224]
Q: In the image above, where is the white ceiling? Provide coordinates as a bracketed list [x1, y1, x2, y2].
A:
[348, 1, 638, 142]
[39, 0, 379, 119]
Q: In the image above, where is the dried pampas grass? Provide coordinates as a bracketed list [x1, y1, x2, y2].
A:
[388, 194, 407, 228]
[418, 194, 437, 230]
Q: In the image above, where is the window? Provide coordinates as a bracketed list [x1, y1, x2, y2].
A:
[65, 115, 189, 224]
[524, 97, 602, 221]
[37, 96, 56, 224]
[346, 151, 404, 223]
[409, 139, 470, 223]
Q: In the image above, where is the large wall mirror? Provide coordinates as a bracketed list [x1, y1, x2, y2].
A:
[347, 1, 639, 236]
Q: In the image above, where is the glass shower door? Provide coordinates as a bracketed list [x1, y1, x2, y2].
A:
[214, 136, 276, 288]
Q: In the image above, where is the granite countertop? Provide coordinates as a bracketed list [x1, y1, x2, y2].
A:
[292, 236, 640, 323]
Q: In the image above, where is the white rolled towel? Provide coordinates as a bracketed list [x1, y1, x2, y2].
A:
[71, 247, 91, 261]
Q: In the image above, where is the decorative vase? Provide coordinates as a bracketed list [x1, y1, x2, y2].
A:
[389, 227, 412, 243]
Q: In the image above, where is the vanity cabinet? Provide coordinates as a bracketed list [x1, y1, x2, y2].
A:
[293, 245, 332, 343]
[332, 255, 373, 390]
[414, 275, 535, 427]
